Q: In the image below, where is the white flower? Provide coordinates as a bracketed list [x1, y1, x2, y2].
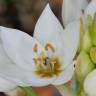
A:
[85, 0, 96, 19]
[84, 69, 96, 96]
[82, 0, 96, 29]
[62, 0, 88, 26]
[0, 4, 80, 92]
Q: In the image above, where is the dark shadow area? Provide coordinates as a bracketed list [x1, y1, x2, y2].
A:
[0, 93, 7, 96]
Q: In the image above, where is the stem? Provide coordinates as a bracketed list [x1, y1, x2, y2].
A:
[19, 86, 37, 96]
[76, 84, 86, 96]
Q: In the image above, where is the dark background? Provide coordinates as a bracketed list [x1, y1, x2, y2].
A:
[0, 0, 62, 36]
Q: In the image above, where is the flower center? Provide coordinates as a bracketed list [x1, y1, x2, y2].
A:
[33, 54, 62, 78]
[90, 47, 96, 63]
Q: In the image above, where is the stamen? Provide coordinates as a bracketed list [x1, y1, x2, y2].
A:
[44, 57, 49, 66]
[40, 61, 47, 70]
[37, 57, 42, 61]
[50, 60, 56, 71]
[45, 58, 52, 71]
[34, 56, 62, 78]
[45, 43, 55, 53]
[33, 58, 38, 64]
[33, 43, 38, 53]
[51, 60, 56, 65]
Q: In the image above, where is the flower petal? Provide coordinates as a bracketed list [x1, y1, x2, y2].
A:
[0, 26, 56, 87]
[52, 64, 74, 85]
[23, 73, 56, 87]
[61, 20, 80, 67]
[0, 77, 16, 92]
[0, 26, 44, 71]
[0, 41, 12, 65]
[0, 58, 55, 87]
[85, 0, 96, 19]
[0, 41, 25, 86]
[84, 69, 96, 96]
[62, 0, 88, 26]
[0, 43, 32, 86]
[80, 0, 88, 10]
[0, 44, 56, 87]
[34, 4, 64, 57]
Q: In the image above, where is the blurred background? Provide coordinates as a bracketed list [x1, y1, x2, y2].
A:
[0, 0, 62, 96]
[0, 0, 62, 36]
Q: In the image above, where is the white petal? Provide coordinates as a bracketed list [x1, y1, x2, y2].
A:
[52, 64, 74, 85]
[80, 0, 88, 10]
[84, 69, 96, 96]
[0, 62, 32, 86]
[0, 59, 55, 87]
[61, 20, 80, 67]
[34, 4, 64, 57]
[23, 72, 56, 87]
[0, 77, 16, 92]
[0, 42, 27, 86]
[0, 26, 44, 71]
[0, 41, 25, 87]
[0, 40, 30, 86]
[0, 37, 55, 87]
[85, 0, 96, 19]
[0, 45, 55, 87]
[0, 41, 12, 65]
[62, 0, 88, 26]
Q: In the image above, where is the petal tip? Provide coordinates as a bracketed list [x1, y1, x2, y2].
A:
[43, 3, 53, 15]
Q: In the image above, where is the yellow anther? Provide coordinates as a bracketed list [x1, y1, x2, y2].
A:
[35, 57, 62, 78]
[33, 43, 38, 53]
[45, 43, 55, 53]
[33, 58, 38, 64]
[50, 60, 56, 65]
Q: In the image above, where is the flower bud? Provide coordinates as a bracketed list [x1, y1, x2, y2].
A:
[90, 13, 96, 45]
[75, 51, 95, 83]
[82, 28, 92, 52]
[84, 69, 96, 96]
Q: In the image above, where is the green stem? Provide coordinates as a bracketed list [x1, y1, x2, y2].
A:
[76, 84, 86, 96]
[19, 86, 37, 96]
